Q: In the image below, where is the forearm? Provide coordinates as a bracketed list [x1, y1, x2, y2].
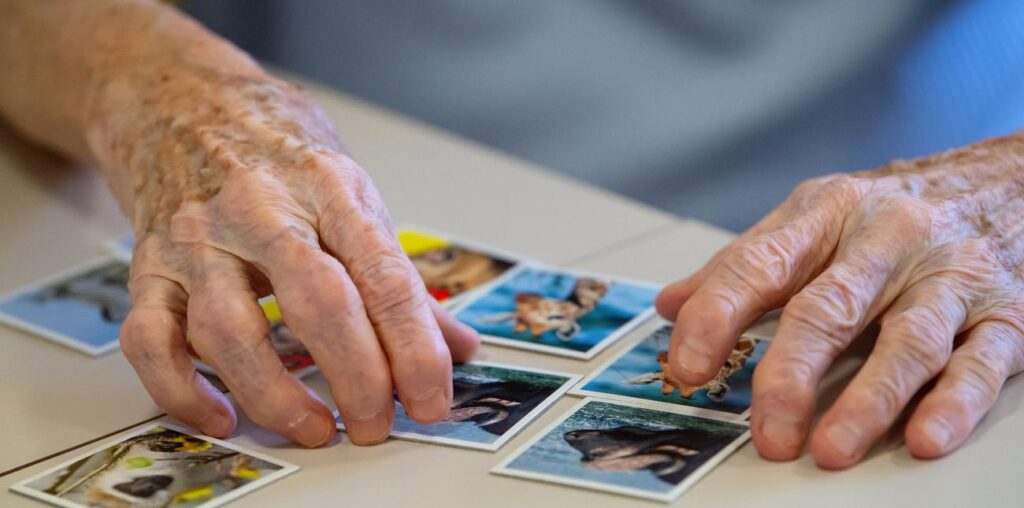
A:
[0, 0, 266, 206]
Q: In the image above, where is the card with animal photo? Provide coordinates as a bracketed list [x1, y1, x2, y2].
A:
[453, 265, 658, 359]
[335, 362, 579, 451]
[492, 398, 749, 503]
[0, 258, 130, 356]
[10, 424, 298, 508]
[572, 322, 768, 419]
[188, 297, 317, 379]
[398, 226, 523, 307]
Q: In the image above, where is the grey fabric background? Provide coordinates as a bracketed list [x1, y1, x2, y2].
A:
[182, 0, 1024, 232]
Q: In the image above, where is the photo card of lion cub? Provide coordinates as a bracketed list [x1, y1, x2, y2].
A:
[453, 265, 659, 359]
[336, 361, 580, 451]
[10, 424, 298, 508]
[572, 320, 768, 420]
[492, 398, 750, 503]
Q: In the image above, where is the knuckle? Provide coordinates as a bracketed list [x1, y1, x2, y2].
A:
[119, 318, 155, 363]
[952, 354, 1003, 409]
[721, 231, 800, 303]
[882, 309, 952, 377]
[791, 176, 825, 196]
[254, 223, 320, 266]
[315, 158, 389, 225]
[755, 350, 816, 390]
[190, 300, 268, 362]
[860, 376, 907, 418]
[349, 253, 427, 321]
[970, 320, 1024, 377]
[119, 310, 178, 366]
[784, 280, 863, 349]
[876, 195, 935, 243]
[942, 238, 1005, 283]
[818, 174, 863, 203]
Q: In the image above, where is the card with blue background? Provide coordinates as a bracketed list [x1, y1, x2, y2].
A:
[493, 398, 749, 502]
[0, 258, 130, 356]
[573, 323, 768, 419]
[336, 362, 578, 451]
[454, 266, 658, 359]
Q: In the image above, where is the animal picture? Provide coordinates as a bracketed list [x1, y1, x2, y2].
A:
[455, 267, 658, 357]
[19, 426, 289, 508]
[409, 245, 515, 302]
[358, 363, 575, 450]
[495, 399, 749, 501]
[575, 325, 767, 416]
[0, 259, 133, 354]
[490, 277, 609, 341]
[34, 262, 131, 323]
[564, 425, 733, 485]
[626, 336, 760, 402]
[267, 321, 315, 372]
[442, 373, 563, 435]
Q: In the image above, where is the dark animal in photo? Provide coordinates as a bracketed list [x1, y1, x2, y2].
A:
[34, 263, 131, 323]
[564, 425, 734, 485]
[441, 377, 559, 435]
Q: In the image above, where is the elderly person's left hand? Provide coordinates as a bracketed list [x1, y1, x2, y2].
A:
[657, 134, 1024, 469]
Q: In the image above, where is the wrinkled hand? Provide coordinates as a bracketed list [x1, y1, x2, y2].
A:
[657, 135, 1024, 468]
[91, 68, 479, 447]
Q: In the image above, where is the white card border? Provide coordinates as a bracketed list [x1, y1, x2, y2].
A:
[336, 360, 581, 452]
[0, 256, 128, 357]
[569, 319, 769, 421]
[450, 263, 661, 360]
[10, 422, 300, 508]
[491, 397, 751, 503]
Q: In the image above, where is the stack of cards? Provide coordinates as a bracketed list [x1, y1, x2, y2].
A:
[11, 424, 297, 508]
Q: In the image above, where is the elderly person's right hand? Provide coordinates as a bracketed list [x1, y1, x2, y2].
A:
[0, 0, 479, 447]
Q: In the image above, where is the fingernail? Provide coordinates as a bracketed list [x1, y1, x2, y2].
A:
[345, 411, 392, 445]
[198, 411, 233, 438]
[288, 409, 334, 448]
[406, 386, 449, 422]
[922, 416, 954, 451]
[825, 421, 863, 459]
[760, 412, 803, 448]
[678, 342, 712, 377]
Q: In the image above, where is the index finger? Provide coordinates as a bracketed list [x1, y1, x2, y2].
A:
[667, 177, 859, 386]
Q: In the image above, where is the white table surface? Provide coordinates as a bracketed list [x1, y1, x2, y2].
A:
[1, 75, 1020, 508]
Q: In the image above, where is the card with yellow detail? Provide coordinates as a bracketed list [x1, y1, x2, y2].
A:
[10, 423, 298, 508]
[398, 226, 524, 308]
[187, 296, 318, 380]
